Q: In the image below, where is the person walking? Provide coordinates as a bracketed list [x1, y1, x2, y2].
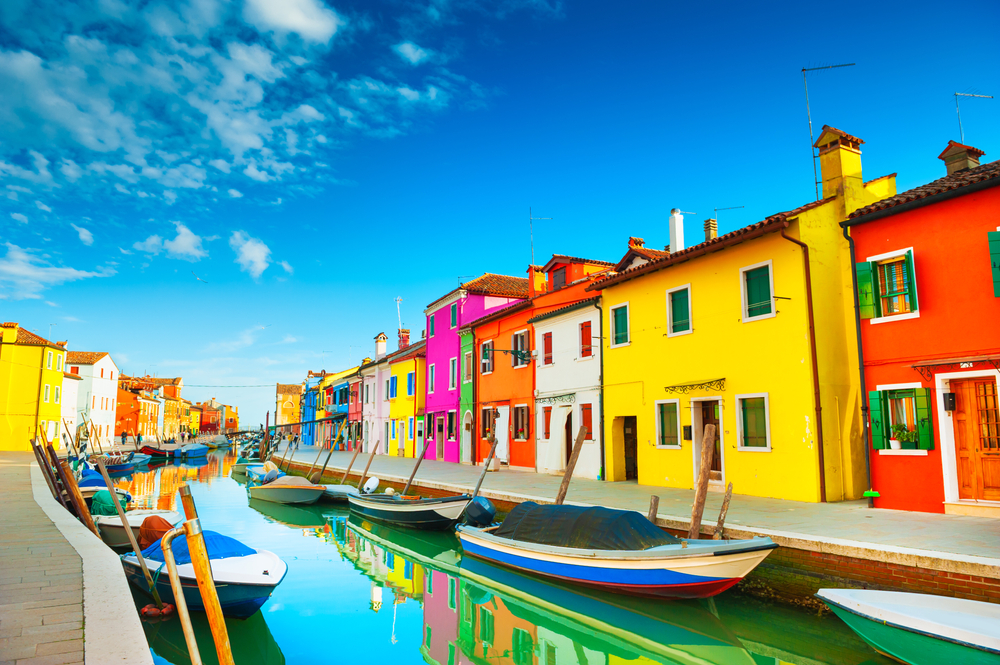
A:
[137, 432, 143, 448]
[121, 431, 127, 447]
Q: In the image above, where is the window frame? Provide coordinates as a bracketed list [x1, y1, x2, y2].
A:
[480, 407, 495, 438]
[579, 320, 593, 359]
[447, 410, 456, 440]
[43, 384, 50, 403]
[740, 260, 776, 323]
[54, 386, 60, 405]
[665, 284, 693, 337]
[542, 331, 553, 365]
[448, 357, 458, 390]
[610, 303, 630, 348]
[543, 406, 552, 439]
[428, 364, 435, 394]
[512, 404, 530, 441]
[580, 403, 593, 440]
[428, 314, 435, 337]
[480, 340, 494, 375]
[735, 392, 772, 452]
[463, 351, 473, 383]
[450, 303, 458, 328]
[866, 247, 921, 325]
[511, 329, 529, 368]
[654, 398, 682, 449]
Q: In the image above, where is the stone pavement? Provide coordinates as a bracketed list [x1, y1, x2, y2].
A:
[277, 445, 1000, 576]
[0, 453, 84, 665]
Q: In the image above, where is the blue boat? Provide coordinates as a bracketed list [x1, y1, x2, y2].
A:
[122, 531, 287, 618]
[180, 443, 208, 458]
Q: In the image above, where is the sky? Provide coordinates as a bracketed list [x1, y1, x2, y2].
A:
[1, 0, 998, 427]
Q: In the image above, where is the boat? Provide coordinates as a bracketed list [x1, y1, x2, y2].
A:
[93, 452, 138, 475]
[246, 462, 284, 483]
[141, 442, 183, 459]
[248, 475, 325, 505]
[80, 484, 131, 505]
[321, 483, 360, 502]
[94, 509, 182, 548]
[131, 453, 152, 467]
[817, 588, 1000, 665]
[231, 459, 254, 476]
[346, 491, 472, 531]
[457, 501, 777, 599]
[122, 530, 287, 618]
[180, 443, 208, 458]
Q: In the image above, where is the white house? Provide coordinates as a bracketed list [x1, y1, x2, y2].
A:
[529, 297, 604, 480]
[65, 352, 120, 447]
[60, 371, 82, 447]
[361, 333, 392, 454]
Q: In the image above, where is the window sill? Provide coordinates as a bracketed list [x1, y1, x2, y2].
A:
[655, 445, 682, 450]
[737, 446, 772, 452]
[575, 355, 595, 363]
[512, 365, 528, 370]
[741, 312, 776, 324]
[609, 342, 630, 349]
[869, 311, 920, 325]
[877, 449, 928, 456]
[666, 329, 693, 338]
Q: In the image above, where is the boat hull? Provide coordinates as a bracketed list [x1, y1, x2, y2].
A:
[347, 494, 471, 531]
[95, 510, 181, 548]
[248, 485, 324, 505]
[321, 485, 360, 502]
[141, 445, 179, 458]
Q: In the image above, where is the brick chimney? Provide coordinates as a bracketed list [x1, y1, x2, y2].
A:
[398, 328, 410, 350]
[938, 141, 984, 175]
[814, 126, 864, 200]
[704, 219, 718, 242]
[628, 237, 645, 248]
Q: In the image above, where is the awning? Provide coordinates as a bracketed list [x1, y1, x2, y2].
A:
[664, 378, 725, 394]
[911, 355, 1000, 381]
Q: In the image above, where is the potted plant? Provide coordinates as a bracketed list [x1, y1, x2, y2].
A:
[889, 424, 919, 450]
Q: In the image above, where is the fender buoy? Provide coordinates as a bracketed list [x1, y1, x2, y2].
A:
[140, 603, 176, 618]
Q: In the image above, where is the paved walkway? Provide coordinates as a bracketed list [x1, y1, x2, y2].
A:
[277, 446, 1000, 575]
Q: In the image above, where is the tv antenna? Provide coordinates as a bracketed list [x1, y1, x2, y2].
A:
[713, 205, 744, 221]
[394, 297, 403, 330]
[529, 207, 552, 268]
[457, 275, 474, 286]
[802, 63, 856, 201]
[954, 92, 993, 144]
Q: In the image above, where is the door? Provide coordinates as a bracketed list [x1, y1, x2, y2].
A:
[700, 401, 723, 483]
[564, 413, 573, 468]
[495, 406, 510, 463]
[623, 416, 638, 481]
[415, 420, 424, 460]
[436, 417, 445, 460]
[954, 379, 1000, 501]
[462, 412, 472, 464]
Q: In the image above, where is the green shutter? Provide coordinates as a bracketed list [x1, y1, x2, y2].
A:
[989, 231, 1000, 297]
[855, 262, 876, 319]
[745, 267, 772, 318]
[670, 289, 690, 332]
[870, 261, 883, 318]
[613, 306, 628, 344]
[868, 390, 887, 449]
[915, 387, 934, 450]
[904, 250, 918, 311]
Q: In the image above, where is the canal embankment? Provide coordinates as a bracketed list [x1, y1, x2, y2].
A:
[275, 446, 1000, 605]
[0, 452, 153, 665]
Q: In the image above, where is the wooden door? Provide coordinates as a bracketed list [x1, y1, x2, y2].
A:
[564, 413, 573, 468]
[436, 417, 445, 460]
[954, 379, 1000, 501]
[623, 416, 638, 480]
[701, 401, 722, 481]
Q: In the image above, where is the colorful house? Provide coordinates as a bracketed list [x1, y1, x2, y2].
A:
[224, 405, 239, 432]
[66, 351, 120, 445]
[844, 142, 1000, 516]
[0, 323, 67, 450]
[301, 372, 322, 445]
[423, 274, 529, 464]
[275, 382, 302, 434]
[360, 332, 394, 454]
[591, 126, 896, 502]
[61, 370, 82, 445]
[459, 330, 476, 464]
[320, 367, 358, 449]
[387, 334, 426, 458]
[347, 369, 366, 450]
[189, 404, 202, 434]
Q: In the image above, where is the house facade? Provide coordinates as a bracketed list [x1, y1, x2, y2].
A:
[275, 382, 302, 434]
[387, 336, 426, 458]
[360, 332, 392, 454]
[347, 371, 364, 450]
[423, 274, 528, 464]
[66, 351, 120, 446]
[61, 371, 82, 446]
[845, 142, 1000, 516]
[458, 330, 476, 464]
[0, 323, 67, 450]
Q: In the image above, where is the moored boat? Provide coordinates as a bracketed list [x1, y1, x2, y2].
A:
[246, 462, 284, 483]
[248, 475, 325, 505]
[180, 443, 208, 458]
[95, 509, 182, 548]
[142, 442, 183, 458]
[457, 502, 777, 599]
[817, 588, 1000, 665]
[321, 484, 360, 502]
[347, 491, 472, 531]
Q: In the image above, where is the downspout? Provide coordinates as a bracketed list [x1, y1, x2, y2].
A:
[595, 300, 605, 481]
[842, 223, 874, 508]
[780, 223, 826, 502]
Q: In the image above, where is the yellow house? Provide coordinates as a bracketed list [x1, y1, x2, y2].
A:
[189, 405, 202, 435]
[593, 127, 896, 503]
[387, 340, 426, 458]
[0, 323, 68, 451]
[276, 382, 302, 432]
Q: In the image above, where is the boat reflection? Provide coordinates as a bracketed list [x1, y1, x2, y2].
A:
[248, 498, 329, 529]
[112, 450, 238, 511]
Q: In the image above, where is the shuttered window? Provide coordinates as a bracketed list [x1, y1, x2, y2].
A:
[657, 401, 679, 447]
[581, 403, 593, 439]
[406, 372, 414, 396]
[856, 250, 918, 319]
[989, 231, 1000, 297]
[543, 406, 552, 439]
[868, 388, 934, 450]
[743, 265, 772, 319]
[580, 321, 592, 357]
[463, 351, 473, 382]
[543, 332, 553, 365]
[481, 341, 493, 374]
[739, 396, 769, 448]
[450, 303, 458, 328]
[611, 305, 629, 346]
[513, 406, 530, 440]
[668, 286, 691, 334]
[389, 376, 397, 398]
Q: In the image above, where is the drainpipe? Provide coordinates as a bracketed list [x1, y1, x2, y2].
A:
[842, 223, 874, 508]
[595, 300, 605, 481]
[780, 223, 826, 502]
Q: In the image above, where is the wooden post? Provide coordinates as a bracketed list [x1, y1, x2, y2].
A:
[31, 439, 65, 507]
[95, 459, 163, 607]
[713, 482, 734, 540]
[337, 436, 363, 485]
[402, 438, 433, 496]
[554, 426, 588, 505]
[305, 444, 325, 480]
[183, 518, 235, 665]
[178, 484, 197, 521]
[688, 424, 716, 539]
[647, 495, 660, 523]
[160, 527, 203, 665]
[469, 436, 499, 503]
[49, 444, 99, 537]
[357, 442, 379, 490]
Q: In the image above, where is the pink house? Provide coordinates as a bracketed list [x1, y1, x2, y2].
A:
[421, 569, 460, 664]
[423, 274, 528, 463]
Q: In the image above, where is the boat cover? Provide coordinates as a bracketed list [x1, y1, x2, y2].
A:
[138, 515, 175, 549]
[140, 530, 255, 565]
[268, 475, 316, 487]
[494, 502, 680, 551]
[91, 489, 127, 516]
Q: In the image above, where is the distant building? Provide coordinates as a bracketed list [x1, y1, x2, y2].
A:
[0, 323, 68, 450]
[275, 383, 302, 434]
[224, 405, 239, 432]
[189, 404, 202, 435]
[61, 371, 83, 447]
[66, 351, 120, 448]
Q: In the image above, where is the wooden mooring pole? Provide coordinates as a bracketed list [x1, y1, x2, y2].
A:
[357, 442, 379, 490]
[402, 439, 434, 496]
[336, 436, 364, 485]
[688, 424, 716, 539]
[713, 482, 734, 540]
[555, 426, 588, 505]
[647, 495, 660, 523]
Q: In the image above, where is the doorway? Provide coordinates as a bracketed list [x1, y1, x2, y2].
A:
[436, 417, 445, 460]
[564, 413, 573, 468]
[623, 416, 638, 480]
[954, 379, 1000, 501]
[495, 406, 510, 463]
[462, 411, 473, 464]
[693, 398, 725, 486]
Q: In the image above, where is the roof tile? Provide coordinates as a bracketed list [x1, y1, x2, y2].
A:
[849, 159, 1000, 220]
[66, 351, 108, 364]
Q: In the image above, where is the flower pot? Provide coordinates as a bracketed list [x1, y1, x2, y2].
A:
[889, 439, 902, 450]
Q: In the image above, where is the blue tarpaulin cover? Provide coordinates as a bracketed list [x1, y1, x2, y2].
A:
[140, 531, 255, 565]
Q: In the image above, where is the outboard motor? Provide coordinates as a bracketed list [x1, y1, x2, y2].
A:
[465, 496, 496, 527]
[362, 477, 380, 494]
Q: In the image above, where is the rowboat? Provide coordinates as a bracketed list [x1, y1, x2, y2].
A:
[817, 588, 1000, 665]
[322, 484, 360, 502]
[95, 509, 182, 548]
[80, 485, 131, 505]
[347, 492, 472, 531]
[141, 442, 183, 458]
[180, 443, 209, 458]
[122, 531, 287, 618]
[246, 463, 284, 483]
[248, 475, 325, 505]
[457, 502, 776, 599]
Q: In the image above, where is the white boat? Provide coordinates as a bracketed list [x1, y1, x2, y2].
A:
[80, 485, 130, 504]
[321, 484, 360, 502]
[94, 509, 182, 548]
[347, 492, 472, 530]
[248, 475, 325, 505]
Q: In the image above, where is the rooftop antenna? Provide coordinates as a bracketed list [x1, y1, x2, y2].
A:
[954, 92, 993, 144]
[457, 275, 474, 286]
[395, 296, 403, 330]
[713, 205, 744, 221]
[529, 207, 552, 268]
[48, 323, 56, 340]
[802, 63, 856, 201]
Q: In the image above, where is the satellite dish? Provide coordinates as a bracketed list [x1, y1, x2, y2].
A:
[363, 477, 379, 494]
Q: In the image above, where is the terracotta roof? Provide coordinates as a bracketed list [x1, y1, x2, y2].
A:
[814, 125, 864, 147]
[527, 297, 601, 324]
[540, 255, 615, 271]
[1, 323, 65, 348]
[461, 299, 534, 331]
[62, 371, 83, 381]
[146, 377, 183, 386]
[389, 338, 427, 363]
[66, 351, 108, 364]
[848, 159, 1000, 221]
[276, 383, 302, 394]
[589, 197, 835, 292]
[613, 243, 670, 272]
[426, 273, 529, 309]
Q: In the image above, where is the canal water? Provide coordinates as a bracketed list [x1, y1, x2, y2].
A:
[113, 449, 894, 665]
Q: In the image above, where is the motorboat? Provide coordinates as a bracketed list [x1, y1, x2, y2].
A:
[347, 489, 472, 531]
[248, 475, 325, 505]
[141, 442, 183, 459]
[321, 483, 360, 502]
[180, 443, 208, 458]
[95, 509, 182, 548]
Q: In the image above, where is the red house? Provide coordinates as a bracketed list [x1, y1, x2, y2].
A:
[845, 142, 1000, 516]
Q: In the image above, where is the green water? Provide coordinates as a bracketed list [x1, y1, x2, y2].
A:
[115, 450, 894, 665]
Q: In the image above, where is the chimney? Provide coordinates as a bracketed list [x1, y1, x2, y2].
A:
[814, 126, 863, 200]
[938, 141, 984, 175]
[374, 332, 387, 359]
[704, 218, 718, 242]
[628, 236, 645, 249]
[398, 328, 410, 349]
[528, 265, 547, 298]
[668, 209, 685, 253]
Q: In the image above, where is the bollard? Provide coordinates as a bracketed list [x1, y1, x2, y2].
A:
[183, 518, 234, 665]
[161, 527, 203, 665]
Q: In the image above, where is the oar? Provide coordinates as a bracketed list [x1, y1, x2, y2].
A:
[401, 438, 433, 496]
[357, 442, 380, 491]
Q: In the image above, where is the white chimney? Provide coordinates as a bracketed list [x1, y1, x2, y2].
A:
[374, 332, 387, 359]
[668, 208, 685, 253]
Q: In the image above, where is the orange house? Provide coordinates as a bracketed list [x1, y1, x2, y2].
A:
[471, 256, 612, 469]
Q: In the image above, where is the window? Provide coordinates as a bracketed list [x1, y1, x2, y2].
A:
[737, 394, 770, 450]
[479, 608, 495, 646]
[448, 577, 457, 610]
[481, 408, 495, 438]
[389, 376, 398, 398]
[868, 387, 934, 450]
[543, 407, 552, 439]
[44, 384, 50, 402]
[54, 386, 60, 405]
[513, 405, 530, 440]
[450, 303, 458, 328]
[580, 321, 592, 358]
[409, 417, 414, 440]
[385, 379, 389, 399]
[611, 304, 629, 346]
[481, 341, 494, 374]
[856, 250, 919, 321]
[511, 330, 528, 367]
[552, 266, 566, 290]
[449, 358, 457, 390]
[741, 262, 774, 322]
[463, 351, 473, 382]
[70, 366, 79, 375]
[447, 411, 456, 440]
[56, 355, 62, 371]
[407, 372, 414, 396]
[385, 421, 390, 445]
[428, 364, 436, 393]
[429, 315, 435, 337]
[46, 352, 52, 369]
[391, 420, 396, 440]
[667, 285, 692, 335]
[365, 384, 370, 403]
[512, 628, 534, 665]
[101, 368, 104, 378]
[542, 332, 553, 365]
[656, 400, 680, 448]
[581, 403, 593, 439]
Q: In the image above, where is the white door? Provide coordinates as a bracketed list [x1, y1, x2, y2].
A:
[462, 411, 472, 464]
[416, 420, 424, 459]
[496, 406, 510, 463]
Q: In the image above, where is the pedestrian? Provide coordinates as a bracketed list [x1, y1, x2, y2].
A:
[121, 431, 127, 446]
[137, 432, 143, 447]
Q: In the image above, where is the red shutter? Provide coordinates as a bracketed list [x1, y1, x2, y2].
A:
[581, 404, 593, 439]
[580, 322, 592, 357]
[543, 333, 553, 365]
[70, 366, 79, 374]
[544, 407, 552, 439]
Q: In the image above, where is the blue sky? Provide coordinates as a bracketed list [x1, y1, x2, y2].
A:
[1, 0, 998, 426]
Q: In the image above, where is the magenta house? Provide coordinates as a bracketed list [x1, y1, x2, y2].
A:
[423, 273, 528, 463]
[421, 569, 460, 665]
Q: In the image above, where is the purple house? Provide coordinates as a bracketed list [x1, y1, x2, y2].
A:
[420, 569, 460, 665]
[423, 273, 528, 463]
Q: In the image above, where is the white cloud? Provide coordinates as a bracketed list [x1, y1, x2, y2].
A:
[10, 213, 28, 223]
[228, 188, 243, 198]
[70, 224, 94, 246]
[398, 87, 420, 101]
[118, 247, 133, 255]
[281, 334, 297, 343]
[60, 159, 82, 182]
[229, 230, 271, 278]
[163, 223, 207, 260]
[35, 200, 52, 212]
[0, 151, 52, 183]
[394, 42, 431, 65]
[243, 0, 343, 43]
[209, 159, 231, 173]
[163, 191, 177, 205]
[133, 235, 163, 254]
[0, 243, 113, 300]
[243, 162, 272, 182]
[279, 260, 293, 274]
